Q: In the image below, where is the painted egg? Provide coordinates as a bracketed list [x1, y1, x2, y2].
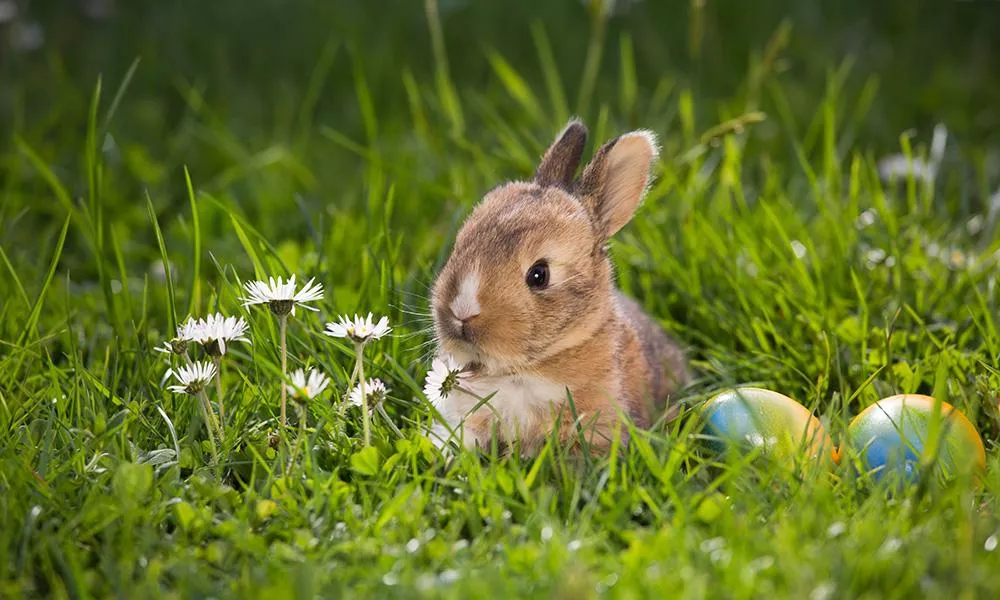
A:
[700, 387, 833, 461]
[841, 394, 986, 483]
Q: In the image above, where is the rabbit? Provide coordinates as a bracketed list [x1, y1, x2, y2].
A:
[428, 118, 690, 456]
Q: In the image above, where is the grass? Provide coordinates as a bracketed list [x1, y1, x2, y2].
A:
[2, 2, 1000, 598]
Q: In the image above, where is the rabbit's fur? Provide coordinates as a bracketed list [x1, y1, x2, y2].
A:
[430, 119, 689, 455]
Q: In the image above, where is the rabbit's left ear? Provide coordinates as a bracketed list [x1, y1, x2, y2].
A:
[534, 119, 588, 189]
[577, 131, 659, 239]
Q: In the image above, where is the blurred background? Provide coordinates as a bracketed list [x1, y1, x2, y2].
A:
[3, 1, 998, 141]
[1, 0, 999, 286]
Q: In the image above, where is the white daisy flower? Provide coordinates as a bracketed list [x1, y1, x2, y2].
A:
[242, 275, 324, 317]
[289, 368, 330, 401]
[154, 317, 202, 355]
[177, 316, 203, 339]
[166, 361, 217, 394]
[423, 354, 470, 408]
[189, 313, 251, 356]
[324, 313, 392, 344]
[348, 378, 388, 409]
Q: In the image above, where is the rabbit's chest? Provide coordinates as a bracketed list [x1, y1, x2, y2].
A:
[460, 374, 567, 435]
[467, 374, 565, 415]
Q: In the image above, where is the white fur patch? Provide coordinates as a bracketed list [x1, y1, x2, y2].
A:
[449, 272, 481, 321]
[434, 372, 568, 451]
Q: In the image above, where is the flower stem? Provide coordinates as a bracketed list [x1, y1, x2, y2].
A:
[340, 357, 360, 418]
[198, 389, 220, 465]
[213, 356, 226, 435]
[289, 402, 307, 473]
[279, 314, 288, 430]
[298, 403, 307, 439]
[358, 343, 371, 446]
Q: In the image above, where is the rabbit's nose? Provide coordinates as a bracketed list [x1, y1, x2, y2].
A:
[449, 272, 481, 321]
[448, 304, 480, 339]
[449, 304, 480, 322]
[456, 313, 479, 341]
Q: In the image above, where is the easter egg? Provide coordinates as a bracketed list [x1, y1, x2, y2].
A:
[700, 387, 833, 462]
[842, 394, 986, 483]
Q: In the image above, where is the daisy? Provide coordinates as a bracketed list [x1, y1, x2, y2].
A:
[289, 368, 331, 402]
[324, 313, 391, 447]
[190, 313, 250, 356]
[166, 361, 217, 395]
[423, 354, 470, 408]
[241, 274, 323, 430]
[242, 274, 324, 317]
[179, 312, 250, 432]
[177, 316, 203, 338]
[324, 313, 392, 344]
[348, 378, 388, 410]
[154, 316, 202, 355]
[166, 360, 222, 461]
[154, 338, 187, 356]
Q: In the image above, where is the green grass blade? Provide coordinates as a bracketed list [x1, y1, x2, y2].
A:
[487, 50, 542, 122]
[619, 33, 637, 122]
[184, 167, 202, 318]
[530, 20, 569, 122]
[145, 193, 177, 331]
[100, 57, 141, 134]
[0, 244, 30, 308]
[295, 37, 339, 145]
[576, 1, 609, 118]
[13, 137, 87, 234]
[85, 76, 102, 250]
[425, 0, 465, 137]
[15, 215, 70, 347]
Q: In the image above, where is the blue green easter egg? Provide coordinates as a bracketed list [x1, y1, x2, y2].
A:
[700, 387, 833, 461]
[841, 394, 986, 484]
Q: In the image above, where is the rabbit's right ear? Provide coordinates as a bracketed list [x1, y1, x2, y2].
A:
[534, 119, 588, 189]
[576, 130, 658, 240]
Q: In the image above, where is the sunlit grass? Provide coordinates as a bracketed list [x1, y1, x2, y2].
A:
[2, 8, 1000, 598]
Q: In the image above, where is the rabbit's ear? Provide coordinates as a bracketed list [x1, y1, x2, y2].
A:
[534, 118, 588, 189]
[578, 130, 659, 239]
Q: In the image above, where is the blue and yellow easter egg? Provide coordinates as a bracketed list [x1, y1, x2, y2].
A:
[839, 394, 985, 483]
[700, 387, 833, 461]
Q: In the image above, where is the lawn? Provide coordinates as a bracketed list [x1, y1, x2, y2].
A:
[2, 1, 1000, 598]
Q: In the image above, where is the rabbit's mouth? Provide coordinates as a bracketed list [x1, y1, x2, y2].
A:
[439, 337, 515, 376]
[439, 336, 482, 366]
[436, 315, 529, 375]
[436, 310, 485, 360]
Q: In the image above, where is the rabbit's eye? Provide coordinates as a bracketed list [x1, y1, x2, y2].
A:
[525, 261, 550, 290]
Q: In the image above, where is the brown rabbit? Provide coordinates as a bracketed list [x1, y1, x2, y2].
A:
[428, 119, 690, 455]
